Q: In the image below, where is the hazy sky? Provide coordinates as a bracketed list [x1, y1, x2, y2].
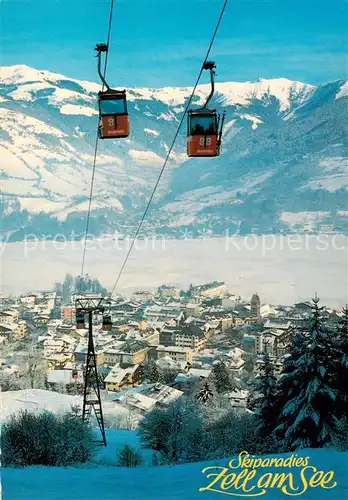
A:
[2, 0, 347, 87]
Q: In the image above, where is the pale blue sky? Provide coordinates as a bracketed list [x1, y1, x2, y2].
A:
[1, 0, 347, 87]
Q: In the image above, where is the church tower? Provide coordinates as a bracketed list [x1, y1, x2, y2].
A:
[251, 293, 261, 318]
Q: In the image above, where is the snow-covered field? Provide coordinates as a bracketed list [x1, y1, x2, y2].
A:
[1, 236, 347, 308]
[0, 389, 81, 421]
[1, 391, 348, 499]
[2, 448, 348, 500]
[0, 389, 138, 428]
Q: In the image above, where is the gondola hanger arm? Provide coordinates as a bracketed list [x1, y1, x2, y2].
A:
[95, 43, 110, 90]
[202, 60, 216, 109]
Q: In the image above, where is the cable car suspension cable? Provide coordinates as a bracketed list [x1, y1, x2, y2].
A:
[110, 0, 229, 296]
[80, 0, 115, 278]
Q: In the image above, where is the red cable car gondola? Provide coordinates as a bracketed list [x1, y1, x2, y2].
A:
[76, 309, 86, 329]
[102, 315, 112, 331]
[187, 61, 225, 157]
[95, 43, 130, 139]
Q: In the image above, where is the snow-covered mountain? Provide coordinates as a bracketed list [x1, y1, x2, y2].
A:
[1, 64, 347, 239]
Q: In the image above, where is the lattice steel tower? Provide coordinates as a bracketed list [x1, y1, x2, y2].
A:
[75, 295, 107, 446]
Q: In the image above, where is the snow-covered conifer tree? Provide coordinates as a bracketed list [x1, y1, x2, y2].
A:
[212, 361, 234, 393]
[137, 406, 169, 451]
[335, 306, 348, 418]
[275, 296, 339, 450]
[138, 397, 205, 464]
[148, 361, 165, 384]
[253, 353, 278, 437]
[116, 444, 142, 467]
[196, 381, 214, 404]
[137, 363, 145, 384]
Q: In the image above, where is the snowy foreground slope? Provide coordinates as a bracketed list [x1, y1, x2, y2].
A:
[1, 390, 348, 499]
[1, 65, 347, 236]
[2, 447, 348, 500]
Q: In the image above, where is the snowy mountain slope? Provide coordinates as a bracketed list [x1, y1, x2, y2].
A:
[158, 78, 348, 234]
[1, 65, 347, 237]
[0, 71, 180, 223]
[1, 66, 314, 110]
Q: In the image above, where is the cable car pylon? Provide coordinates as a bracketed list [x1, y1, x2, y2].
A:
[75, 295, 107, 446]
[95, 43, 130, 139]
[187, 61, 225, 157]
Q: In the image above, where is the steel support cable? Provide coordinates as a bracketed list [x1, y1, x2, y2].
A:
[80, 0, 115, 277]
[110, 0, 229, 296]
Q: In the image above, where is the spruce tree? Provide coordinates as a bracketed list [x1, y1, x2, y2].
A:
[275, 296, 339, 450]
[116, 444, 142, 467]
[149, 361, 165, 384]
[212, 361, 234, 393]
[137, 363, 145, 384]
[75, 275, 83, 293]
[196, 382, 214, 404]
[335, 306, 348, 418]
[253, 353, 279, 438]
[337, 306, 348, 348]
[273, 328, 309, 417]
[138, 406, 170, 452]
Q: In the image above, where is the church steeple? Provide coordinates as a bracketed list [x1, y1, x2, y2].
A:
[251, 293, 261, 318]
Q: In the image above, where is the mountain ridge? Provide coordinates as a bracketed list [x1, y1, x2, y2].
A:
[0, 65, 347, 239]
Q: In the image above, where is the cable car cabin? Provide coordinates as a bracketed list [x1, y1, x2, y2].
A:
[102, 315, 112, 331]
[98, 89, 129, 139]
[187, 110, 219, 157]
[76, 309, 86, 329]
